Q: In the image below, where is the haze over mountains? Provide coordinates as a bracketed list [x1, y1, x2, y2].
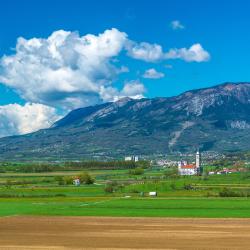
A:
[0, 82, 249, 160]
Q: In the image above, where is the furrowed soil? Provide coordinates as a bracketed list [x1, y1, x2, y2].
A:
[0, 216, 250, 250]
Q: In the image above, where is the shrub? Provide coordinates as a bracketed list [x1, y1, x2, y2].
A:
[170, 182, 176, 190]
[55, 176, 65, 185]
[104, 185, 114, 193]
[64, 176, 74, 185]
[218, 188, 250, 197]
[205, 191, 212, 197]
[183, 183, 193, 190]
[104, 181, 120, 193]
[128, 167, 144, 175]
[219, 188, 236, 197]
[5, 179, 13, 188]
[79, 172, 94, 184]
[130, 189, 140, 193]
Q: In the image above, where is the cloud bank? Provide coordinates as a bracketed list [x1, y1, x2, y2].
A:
[0, 103, 59, 137]
[0, 28, 129, 110]
[0, 28, 210, 136]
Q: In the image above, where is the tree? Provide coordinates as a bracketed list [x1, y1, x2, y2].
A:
[233, 161, 245, 169]
[64, 176, 73, 185]
[104, 181, 120, 193]
[202, 169, 209, 180]
[79, 172, 94, 184]
[170, 182, 176, 190]
[5, 179, 12, 188]
[104, 185, 114, 193]
[164, 167, 179, 179]
[55, 176, 64, 185]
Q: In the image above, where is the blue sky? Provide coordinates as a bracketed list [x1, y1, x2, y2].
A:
[0, 0, 250, 137]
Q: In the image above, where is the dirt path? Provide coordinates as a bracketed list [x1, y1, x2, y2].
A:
[0, 216, 250, 249]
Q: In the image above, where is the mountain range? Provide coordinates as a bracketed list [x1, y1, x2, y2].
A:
[0, 82, 250, 160]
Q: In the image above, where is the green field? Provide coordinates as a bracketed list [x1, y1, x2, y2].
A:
[1, 197, 250, 218]
[0, 167, 250, 218]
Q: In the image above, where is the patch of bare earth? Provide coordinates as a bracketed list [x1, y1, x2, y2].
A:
[0, 216, 250, 249]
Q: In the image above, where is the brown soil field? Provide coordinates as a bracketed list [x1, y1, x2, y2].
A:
[0, 216, 250, 250]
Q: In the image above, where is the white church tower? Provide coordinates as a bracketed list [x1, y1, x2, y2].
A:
[195, 149, 201, 173]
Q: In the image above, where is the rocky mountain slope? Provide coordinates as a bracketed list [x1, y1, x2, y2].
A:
[0, 82, 250, 160]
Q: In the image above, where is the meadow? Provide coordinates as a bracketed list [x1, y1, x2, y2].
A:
[0, 165, 250, 218]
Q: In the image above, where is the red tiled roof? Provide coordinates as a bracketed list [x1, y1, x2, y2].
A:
[180, 164, 196, 169]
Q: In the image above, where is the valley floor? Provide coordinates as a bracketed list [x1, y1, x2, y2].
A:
[0, 216, 250, 250]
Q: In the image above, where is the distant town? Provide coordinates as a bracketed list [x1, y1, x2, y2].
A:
[124, 149, 248, 176]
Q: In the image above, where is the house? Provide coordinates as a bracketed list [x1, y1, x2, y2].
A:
[73, 178, 80, 186]
[149, 191, 157, 197]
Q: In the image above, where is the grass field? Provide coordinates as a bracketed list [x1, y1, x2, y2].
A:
[1, 197, 250, 217]
[0, 168, 250, 218]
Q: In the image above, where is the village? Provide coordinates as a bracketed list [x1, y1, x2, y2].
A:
[125, 150, 247, 177]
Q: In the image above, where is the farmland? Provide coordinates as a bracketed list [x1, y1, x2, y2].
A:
[1, 163, 250, 250]
[0, 163, 250, 218]
[1, 216, 250, 250]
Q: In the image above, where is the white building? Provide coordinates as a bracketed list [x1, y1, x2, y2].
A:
[178, 150, 201, 176]
[125, 156, 132, 161]
[149, 191, 157, 197]
[178, 163, 198, 175]
[125, 156, 139, 162]
[196, 150, 200, 168]
[73, 178, 80, 186]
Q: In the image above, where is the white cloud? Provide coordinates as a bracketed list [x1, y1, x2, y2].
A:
[0, 28, 211, 136]
[170, 20, 185, 30]
[101, 80, 146, 102]
[126, 41, 165, 62]
[121, 80, 146, 99]
[0, 103, 60, 137]
[0, 29, 210, 111]
[0, 28, 129, 110]
[126, 41, 210, 63]
[143, 68, 165, 79]
[165, 43, 210, 62]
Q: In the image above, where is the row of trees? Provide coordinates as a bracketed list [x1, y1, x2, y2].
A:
[0, 160, 150, 173]
[64, 160, 149, 170]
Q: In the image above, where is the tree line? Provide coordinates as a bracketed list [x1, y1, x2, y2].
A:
[0, 160, 150, 173]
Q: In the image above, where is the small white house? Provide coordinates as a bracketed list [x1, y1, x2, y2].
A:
[149, 191, 157, 197]
[125, 156, 132, 161]
[73, 178, 80, 186]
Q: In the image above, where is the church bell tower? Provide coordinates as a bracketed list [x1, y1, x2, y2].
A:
[195, 149, 202, 175]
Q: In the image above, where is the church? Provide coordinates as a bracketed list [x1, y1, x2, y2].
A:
[178, 150, 201, 176]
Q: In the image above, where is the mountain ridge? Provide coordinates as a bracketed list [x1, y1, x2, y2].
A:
[0, 82, 250, 160]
